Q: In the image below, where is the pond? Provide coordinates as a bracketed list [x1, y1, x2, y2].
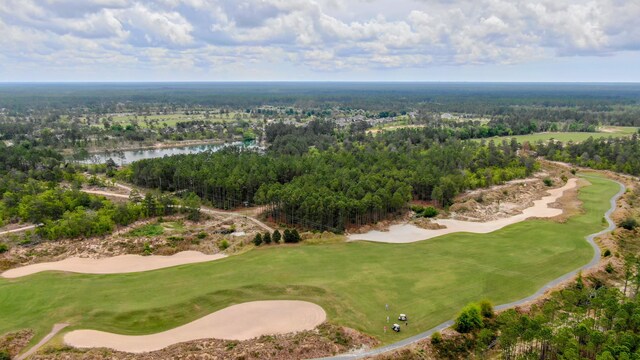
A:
[78, 141, 256, 165]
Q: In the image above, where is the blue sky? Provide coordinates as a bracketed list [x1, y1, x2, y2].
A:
[1, 0, 639, 82]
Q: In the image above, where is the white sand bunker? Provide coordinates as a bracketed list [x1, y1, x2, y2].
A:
[1, 251, 226, 279]
[64, 300, 326, 353]
[350, 178, 578, 244]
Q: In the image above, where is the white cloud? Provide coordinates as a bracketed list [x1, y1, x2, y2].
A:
[0, 0, 639, 79]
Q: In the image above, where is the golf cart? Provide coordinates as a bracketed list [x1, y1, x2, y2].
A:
[392, 323, 401, 332]
[398, 313, 407, 321]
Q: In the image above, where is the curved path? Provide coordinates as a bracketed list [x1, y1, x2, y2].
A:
[80, 186, 274, 232]
[317, 177, 625, 360]
[15, 323, 69, 360]
[65, 300, 326, 353]
[2, 251, 226, 279]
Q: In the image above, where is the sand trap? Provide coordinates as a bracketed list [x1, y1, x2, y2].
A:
[1, 251, 226, 278]
[350, 178, 578, 243]
[64, 300, 326, 353]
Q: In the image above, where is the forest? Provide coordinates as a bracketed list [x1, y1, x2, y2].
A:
[129, 120, 536, 231]
[536, 136, 640, 176]
[0, 141, 198, 241]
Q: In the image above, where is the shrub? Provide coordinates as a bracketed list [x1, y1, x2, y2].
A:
[479, 300, 494, 318]
[0, 243, 8, 253]
[422, 206, 439, 218]
[543, 178, 553, 187]
[272, 230, 281, 243]
[571, 168, 577, 175]
[142, 242, 152, 256]
[196, 232, 208, 239]
[253, 233, 263, 246]
[605, 263, 614, 273]
[561, 174, 568, 183]
[219, 239, 229, 250]
[263, 232, 272, 244]
[0, 350, 10, 360]
[620, 217, 638, 231]
[455, 303, 483, 333]
[603, 249, 612, 257]
[431, 331, 442, 345]
[292, 229, 301, 242]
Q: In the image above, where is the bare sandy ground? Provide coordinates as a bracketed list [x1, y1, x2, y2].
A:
[350, 178, 578, 244]
[1, 251, 226, 278]
[64, 300, 326, 353]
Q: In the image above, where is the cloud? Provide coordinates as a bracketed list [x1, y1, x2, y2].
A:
[0, 0, 639, 79]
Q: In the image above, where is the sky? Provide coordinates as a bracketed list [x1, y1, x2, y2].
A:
[0, 0, 639, 82]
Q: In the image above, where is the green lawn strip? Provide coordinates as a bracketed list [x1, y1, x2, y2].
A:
[0, 175, 618, 347]
[475, 127, 638, 144]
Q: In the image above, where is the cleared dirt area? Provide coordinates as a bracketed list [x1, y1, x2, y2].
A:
[1, 251, 225, 278]
[350, 178, 577, 243]
[64, 300, 327, 353]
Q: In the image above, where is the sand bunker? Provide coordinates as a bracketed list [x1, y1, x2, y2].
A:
[1, 251, 226, 278]
[64, 300, 326, 353]
[350, 178, 578, 243]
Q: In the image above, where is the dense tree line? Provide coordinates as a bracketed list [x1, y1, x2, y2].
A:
[537, 135, 640, 175]
[129, 122, 536, 231]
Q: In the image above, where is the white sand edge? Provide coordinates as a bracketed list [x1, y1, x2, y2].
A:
[1, 251, 226, 278]
[64, 300, 327, 353]
[349, 178, 578, 243]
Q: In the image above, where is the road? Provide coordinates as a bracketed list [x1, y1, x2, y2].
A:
[315, 176, 626, 360]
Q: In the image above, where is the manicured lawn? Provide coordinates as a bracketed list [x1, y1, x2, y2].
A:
[0, 175, 619, 347]
[478, 127, 638, 144]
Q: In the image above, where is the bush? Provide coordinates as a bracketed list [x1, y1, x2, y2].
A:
[0, 243, 8, 253]
[0, 350, 10, 360]
[431, 331, 442, 344]
[142, 242, 152, 256]
[561, 174, 568, 183]
[603, 249, 612, 257]
[219, 239, 229, 250]
[605, 263, 614, 273]
[272, 230, 281, 243]
[263, 232, 272, 244]
[284, 229, 301, 243]
[422, 206, 439, 218]
[479, 300, 494, 318]
[253, 233, 263, 246]
[571, 168, 577, 175]
[455, 303, 483, 333]
[543, 178, 553, 187]
[620, 217, 638, 231]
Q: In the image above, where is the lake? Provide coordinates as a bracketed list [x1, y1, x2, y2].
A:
[79, 141, 254, 165]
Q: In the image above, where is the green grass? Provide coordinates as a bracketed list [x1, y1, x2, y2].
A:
[0, 175, 619, 347]
[479, 127, 639, 144]
[126, 224, 164, 237]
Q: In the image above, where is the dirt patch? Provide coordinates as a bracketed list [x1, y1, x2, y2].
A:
[449, 170, 572, 222]
[0, 213, 266, 272]
[411, 218, 446, 230]
[350, 178, 578, 243]
[34, 324, 376, 360]
[0, 329, 34, 358]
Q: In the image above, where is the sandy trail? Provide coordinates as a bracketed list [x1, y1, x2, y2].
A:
[0, 224, 38, 236]
[82, 189, 130, 199]
[15, 323, 69, 360]
[350, 178, 578, 244]
[64, 300, 326, 353]
[1, 251, 226, 278]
